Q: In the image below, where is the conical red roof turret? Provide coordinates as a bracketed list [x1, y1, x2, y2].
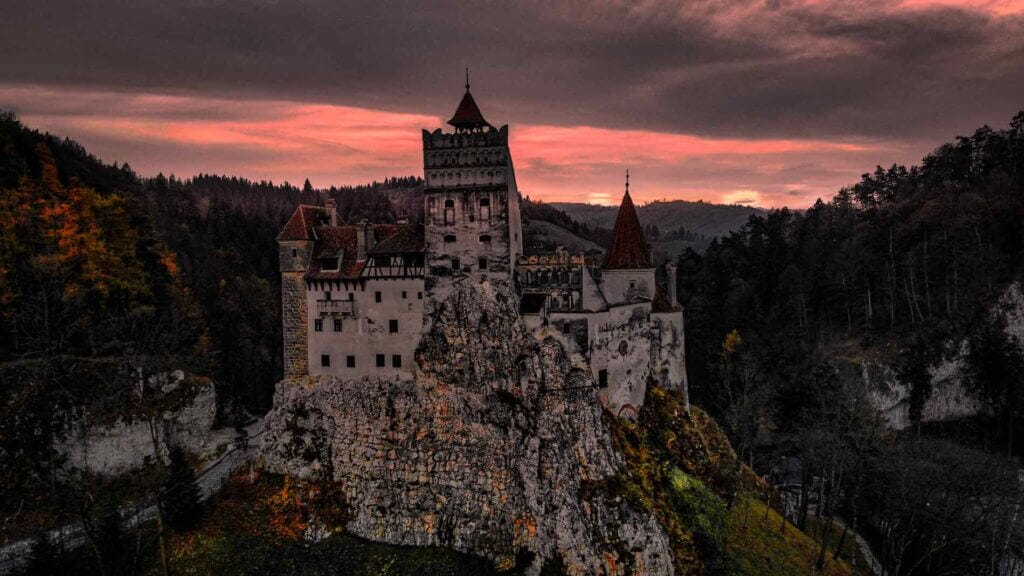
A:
[603, 172, 652, 270]
[447, 69, 492, 131]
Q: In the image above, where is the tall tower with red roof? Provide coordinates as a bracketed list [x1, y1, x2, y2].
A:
[599, 172, 657, 305]
[421, 73, 523, 301]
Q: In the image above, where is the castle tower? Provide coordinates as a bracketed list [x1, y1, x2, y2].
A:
[421, 73, 523, 302]
[600, 172, 656, 305]
[277, 204, 328, 377]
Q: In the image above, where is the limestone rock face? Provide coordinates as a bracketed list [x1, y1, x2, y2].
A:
[261, 280, 673, 575]
[865, 282, 1024, 430]
[64, 372, 217, 476]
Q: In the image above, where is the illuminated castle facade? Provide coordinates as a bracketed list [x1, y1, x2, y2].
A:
[278, 82, 687, 416]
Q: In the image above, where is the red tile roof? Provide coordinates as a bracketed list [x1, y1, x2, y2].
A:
[603, 190, 652, 270]
[307, 227, 361, 280]
[447, 90, 492, 131]
[368, 224, 424, 254]
[305, 223, 423, 280]
[277, 205, 325, 241]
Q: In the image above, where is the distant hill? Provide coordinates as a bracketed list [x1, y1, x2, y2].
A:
[550, 199, 763, 239]
[522, 218, 605, 256]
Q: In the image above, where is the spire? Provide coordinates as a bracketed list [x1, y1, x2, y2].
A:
[447, 71, 492, 131]
[602, 175, 652, 270]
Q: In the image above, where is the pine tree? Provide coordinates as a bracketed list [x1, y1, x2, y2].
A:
[159, 445, 203, 531]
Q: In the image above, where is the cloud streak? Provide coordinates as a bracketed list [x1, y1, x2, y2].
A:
[2, 85, 921, 206]
[1, 1, 1021, 207]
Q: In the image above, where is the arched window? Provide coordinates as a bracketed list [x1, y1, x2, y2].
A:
[444, 234, 456, 243]
[479, 196, 491, 221]
[479, 234, 492, 244]
[444, 198, 455, 225]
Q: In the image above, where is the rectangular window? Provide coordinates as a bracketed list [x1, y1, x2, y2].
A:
[314, 319, 323, 332]
[375, 291, 382, 303]
[451, 258, 460, 272]
[346, 355, 356, 368]
[598, 369, 608, 389]
[348, 292, 354, 300]
[321, 354, 330, 367]
[333, 319, 342, 332]
[392, 355, 402, 368]
[417, 291, 423, 300]
[402, 291, 407, 299]
[291, 248, 298, 258]
[324, 291, 332, 301]
[478, 257, 488, 271]
[389, 319, 399, 333]
[376, 354, 385, 368]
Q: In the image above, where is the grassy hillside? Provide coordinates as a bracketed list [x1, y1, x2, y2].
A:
[598, 387, 854, 576]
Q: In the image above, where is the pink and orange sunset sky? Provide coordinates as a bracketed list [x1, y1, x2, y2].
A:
[2, 0, 1023, 207]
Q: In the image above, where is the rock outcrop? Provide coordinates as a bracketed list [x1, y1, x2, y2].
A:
[64, 371, 218, 476]
[866, 282, 1024, 430]
[261, 279, 674, 574]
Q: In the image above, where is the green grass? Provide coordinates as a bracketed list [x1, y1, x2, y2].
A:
[726, 497, 852, 576]
[601, 386, 857, 575]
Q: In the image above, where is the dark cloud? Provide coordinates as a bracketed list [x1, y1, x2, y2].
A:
[1, 0, 1022, 142]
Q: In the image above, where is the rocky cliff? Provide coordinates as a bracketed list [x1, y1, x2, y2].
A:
[64, 370, 218, 476]
[865, 282, 1024, 430]
[260, 280, 674, 574]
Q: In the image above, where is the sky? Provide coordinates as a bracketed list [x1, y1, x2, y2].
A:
[1, 1, 1023, 207]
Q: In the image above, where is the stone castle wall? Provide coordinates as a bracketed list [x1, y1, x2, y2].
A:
[281, 271, 309, 378]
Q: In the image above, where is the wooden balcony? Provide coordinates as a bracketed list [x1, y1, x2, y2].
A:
[317, 299, 355, 317]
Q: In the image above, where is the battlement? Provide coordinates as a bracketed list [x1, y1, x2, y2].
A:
[422, 125, 509, 149]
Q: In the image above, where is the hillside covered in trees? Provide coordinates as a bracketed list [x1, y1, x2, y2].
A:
[3, 107, 1024, 575]
[675, 111, 1024, 574]
[551, 198, 761, 243]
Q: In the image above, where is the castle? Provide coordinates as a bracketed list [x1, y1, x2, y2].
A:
[277, 81, 687, 416]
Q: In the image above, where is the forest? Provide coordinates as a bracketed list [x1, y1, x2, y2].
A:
[676, 111, 1024, 574]
[3, 107, 1024, 574]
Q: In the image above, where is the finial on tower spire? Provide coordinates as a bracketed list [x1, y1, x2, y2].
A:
[465, 67, 470, 92]
[625, 169, 630, 195]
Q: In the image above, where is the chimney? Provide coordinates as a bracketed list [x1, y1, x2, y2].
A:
[324, 197, 338, 227]
[356, 219, 372, 260]
[666, 262, 678, 306]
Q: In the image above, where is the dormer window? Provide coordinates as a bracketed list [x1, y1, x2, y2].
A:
[319, 249, 342, 272]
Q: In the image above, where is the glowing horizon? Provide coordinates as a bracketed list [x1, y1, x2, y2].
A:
[1, 84, 930, 209]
